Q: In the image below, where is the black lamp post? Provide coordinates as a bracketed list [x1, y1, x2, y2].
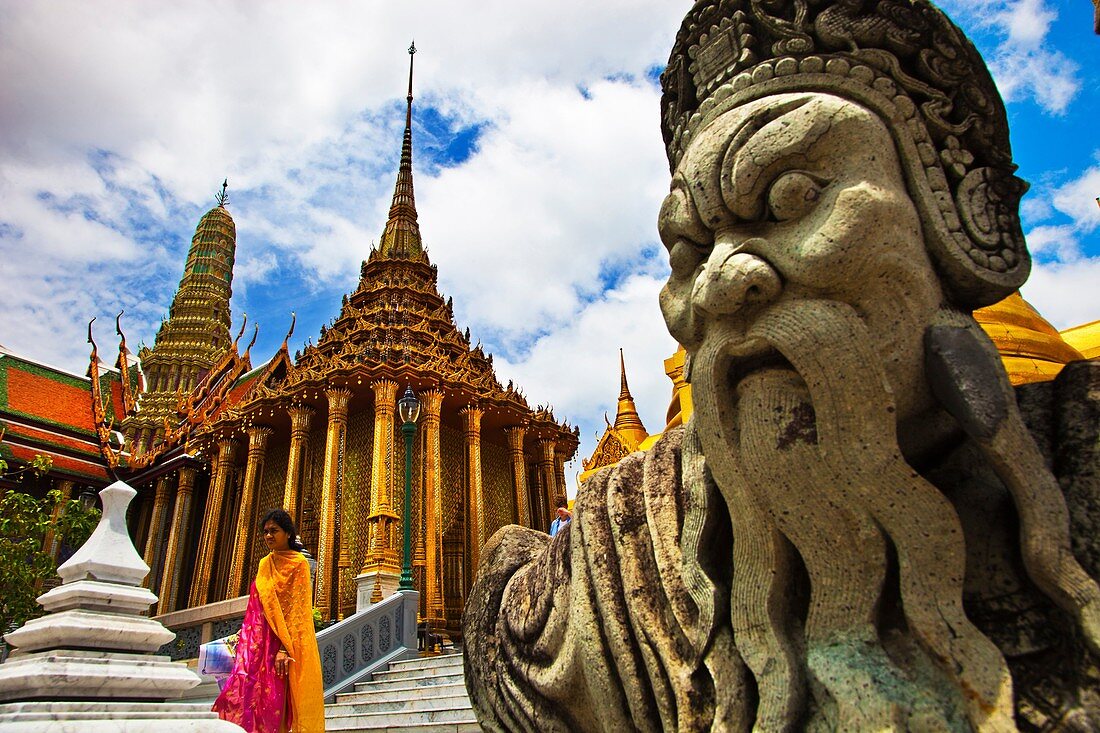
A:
[397, 387, 421, 591]
[78, 487, 98, 511]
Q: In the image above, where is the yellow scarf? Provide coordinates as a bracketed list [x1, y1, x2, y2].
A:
[256, 550, 325, 732]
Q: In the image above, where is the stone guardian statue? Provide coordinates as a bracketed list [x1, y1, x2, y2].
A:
[463, 1, 1100, 730]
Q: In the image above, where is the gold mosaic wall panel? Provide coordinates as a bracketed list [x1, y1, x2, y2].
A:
[480, 436, 514, 539]
[300, 427, 328, 557]
[247, 435, 291, 572]
[439, 424, 464, 539]
[338, 407, 374, 615]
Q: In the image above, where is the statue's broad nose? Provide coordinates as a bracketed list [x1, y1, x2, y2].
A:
[692, 246, 782, 316]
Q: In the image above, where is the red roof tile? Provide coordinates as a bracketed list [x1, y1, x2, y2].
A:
[1, 420, 101, 458]
[5, 443, 110, 482]
[6, 367, 96, 433]
[108, 381, 128, 422]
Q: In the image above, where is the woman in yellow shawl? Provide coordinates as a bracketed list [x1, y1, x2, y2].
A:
[213, 509, 325, 732]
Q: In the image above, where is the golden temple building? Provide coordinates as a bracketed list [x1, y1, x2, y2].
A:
[579, 350, 649, 484]
[582, 294, 1100, 480]
[95, 48, 578, 637]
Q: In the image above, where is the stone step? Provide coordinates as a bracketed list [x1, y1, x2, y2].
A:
[325, 704, 477, 730]
[323, 650, 474, 731]
[326, 721, 480, 733]
[327, 692, 471, 716]
[338, 680, 469, 704]
[371, 665, 466, 683]
[355, 670, 465, 693]
[387, 653, 464, 672]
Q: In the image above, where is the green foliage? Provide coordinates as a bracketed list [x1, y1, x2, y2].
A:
[30, 455, 53, 475]
[0, 429, 54, 481]
[0, 489, 101, 637]
[312, 606, 323, 631]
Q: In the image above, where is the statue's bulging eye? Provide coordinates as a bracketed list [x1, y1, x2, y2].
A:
[669, 240, 706, 277]
[766, 171, 825, 222]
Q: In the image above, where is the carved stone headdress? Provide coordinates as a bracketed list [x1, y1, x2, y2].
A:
[660, 0, 1030, 309]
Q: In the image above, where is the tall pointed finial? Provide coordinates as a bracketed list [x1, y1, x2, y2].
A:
[612, 349, 648, 442]
[408, 40, 416, 102]
[215, 179, 229, 207]
[377, 42, 424, 259]
[282, 312, 297, 349]
[618, 348, 631, 400]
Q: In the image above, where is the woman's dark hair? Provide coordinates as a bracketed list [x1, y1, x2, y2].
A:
[260, 508, 306, 553]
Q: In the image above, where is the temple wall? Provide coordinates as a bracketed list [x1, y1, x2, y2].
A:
[481, 435, 514, 538]
[178, 470, 211, 601]
[440, 423, 464, 540]
[301, 426, 327, 556]
[247, 434, 290, 574]
[338, 407, 374, 615]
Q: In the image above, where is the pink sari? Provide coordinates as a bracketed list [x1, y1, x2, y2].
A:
[212, 582, 289, 732]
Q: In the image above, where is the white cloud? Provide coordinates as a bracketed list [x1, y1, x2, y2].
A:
[1022, 257, 1100, 331]
[421, 77, 669, 346]
[994, 0, 1055, 46]
[1050, 164, 1100, 234]
[1019, 161, 1100, 329]
[989, 47, 1079, 114]
[937, 0, 1079, 114]
[494, 270, 677, 493]
[1025, 224, 1080, 262]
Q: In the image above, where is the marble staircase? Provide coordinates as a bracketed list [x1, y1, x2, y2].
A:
[325, 652, 476, 732]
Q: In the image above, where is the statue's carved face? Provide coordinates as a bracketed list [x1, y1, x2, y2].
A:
[656, 93, 1022, 728]
[658, 92, 944, 422]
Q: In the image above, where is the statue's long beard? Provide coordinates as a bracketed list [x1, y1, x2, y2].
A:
[690, 300, 1016, 732]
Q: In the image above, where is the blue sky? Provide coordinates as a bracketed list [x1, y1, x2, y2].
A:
[0, 1, 1097, 490]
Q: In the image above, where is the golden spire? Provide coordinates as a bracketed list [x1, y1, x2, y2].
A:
[378, 42, 423, 259]
[612, 349, 648, 444]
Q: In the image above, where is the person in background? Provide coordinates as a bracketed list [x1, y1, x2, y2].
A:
[212, 509, 325, 732]
[549, 500, 572, 537]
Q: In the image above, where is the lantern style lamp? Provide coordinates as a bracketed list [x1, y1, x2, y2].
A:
[79, 487, 98, 511]
[397, 387, 420, 591]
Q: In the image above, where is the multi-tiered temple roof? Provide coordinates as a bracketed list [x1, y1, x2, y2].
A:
[61, 47, 581, 637]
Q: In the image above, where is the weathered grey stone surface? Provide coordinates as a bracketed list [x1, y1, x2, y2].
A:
[463, 1, 1100, 731]
[931, 360, 1100, 730]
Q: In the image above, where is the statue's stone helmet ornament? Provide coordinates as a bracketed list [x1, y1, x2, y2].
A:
[660, 0, 1029, 310]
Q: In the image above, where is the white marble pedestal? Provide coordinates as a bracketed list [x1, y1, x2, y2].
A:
[354, 569, 400, 612]
[0, 701, 241, 731]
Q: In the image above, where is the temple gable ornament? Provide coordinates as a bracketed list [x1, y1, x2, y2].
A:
[462, 1, 1100, 730]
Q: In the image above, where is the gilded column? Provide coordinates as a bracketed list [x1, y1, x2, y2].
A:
[190, 437, 238, 607]
[191, 435, 236, 603]
[140, 427, 155, 456]
[141, 476, 172, 590]
[537, 439, 557, 530]
[553, 447, 568, 507]
[421, 389, 444, 623]
[282, 404, 314, 525]
[316, 388, 351, 620]
[505, 426, 530, 527]
[461, 404, 485, 578]
[42, 479, 75, 561]
[157, 468, 194, 614]
[227, 425, 273, 598]
[361, 380, 400, 606]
